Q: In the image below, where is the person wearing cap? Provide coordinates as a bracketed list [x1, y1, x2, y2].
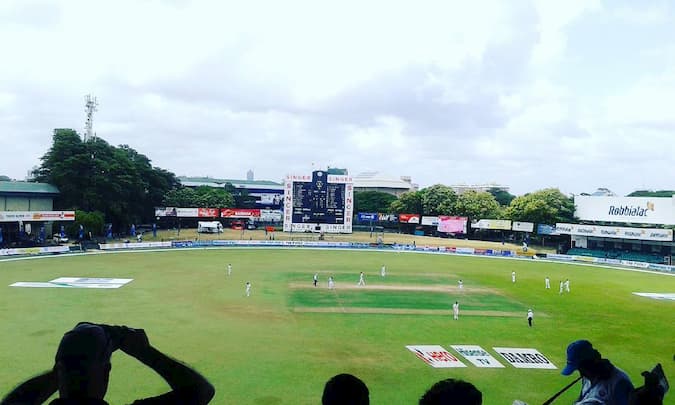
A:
[561, 339, 634, 405]
[2, 322, 215, 405]
[527, 309, 534, 327]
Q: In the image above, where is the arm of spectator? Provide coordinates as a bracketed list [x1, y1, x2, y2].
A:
[119, 328, 215, 405]
[1, 369, 58, 405]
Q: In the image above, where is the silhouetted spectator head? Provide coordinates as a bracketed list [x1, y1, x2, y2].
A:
[419, 378, 482, 405]
[322, 373, 369, 405]
[54, 323, 115, 399]
[561, 340, 602, 377]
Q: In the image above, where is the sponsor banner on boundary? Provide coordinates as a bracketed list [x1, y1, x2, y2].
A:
[471, 219, 512, 230]
[357, 213, 379, 221]
[259, 209, 282, 222]
[154, 207, 201, 217]
[456, 247, 475, 254]
[377, 213, 398, 222]
[421, 216, 439, 226]
[574, 196, 675, 225]
[0, 211, 75, 222]
[438, 216, 467, 234]
[512, 221, 534, 232]
[399, 214, 421, 224]
[493, 348, 557, 369]
[406, 345, 467, 368]
[197, 208, 219, 217]
[555, 223, 672, 242]
[537, 224, 559, 235]
[99, 242, 171, 250]
[647, 263, 675, 272]
[632, 293, 675, 301]
[221, 208, 261, 218]
[0, 246, 70, 256]
[11, 277, 133, 289]
[450, 345, 505, 368]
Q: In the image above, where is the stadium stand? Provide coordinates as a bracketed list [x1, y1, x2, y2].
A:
[567, 248, 665, 264]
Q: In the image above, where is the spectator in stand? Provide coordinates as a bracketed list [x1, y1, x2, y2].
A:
[419, 378, 482, 405]
[322, 373, 369, 405]
[561, 339, 633, 405]
[2, 322, 215, 405]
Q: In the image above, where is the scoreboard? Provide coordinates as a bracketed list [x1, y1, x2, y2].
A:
[283, 171, 353, 233]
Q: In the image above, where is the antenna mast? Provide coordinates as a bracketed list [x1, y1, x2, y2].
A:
[84, 94, 99, 142]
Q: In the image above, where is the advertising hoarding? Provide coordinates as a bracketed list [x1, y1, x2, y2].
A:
[470, 219, 512, 230]
[437, 216, 467, 234]
[0, 211, 75, 222]
[399, 214, 421, 224]
[512, 221, 534, 232]
[537, 224, 559, 235]
[377, 213, 398, 222]
[357, 213, 379, 221]
[221, 208, 261, 218]
[575, 196, 675, 225]
[555, 223, 673, 242]
[421, 216, 439, 226]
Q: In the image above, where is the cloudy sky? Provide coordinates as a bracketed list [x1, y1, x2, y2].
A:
[1, 0, 674, 196]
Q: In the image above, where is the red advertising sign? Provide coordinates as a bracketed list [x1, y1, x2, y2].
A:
[220, 208, 261, 218]
[197, 208, 219, 218]
[398, 214, 420, 224]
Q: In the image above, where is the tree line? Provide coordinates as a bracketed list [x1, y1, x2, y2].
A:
[32, 129, 240, 234]
[355, 186, 575, 226]
[33, 128, 661, 235]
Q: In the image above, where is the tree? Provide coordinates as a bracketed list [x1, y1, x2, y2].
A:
[224, 183, 256, 208]
[66, 210, 105, 237]
[33, 129, 179, 228]
[419, 184, 457, 215]
[504, 188, 575, 225]
[389, 191, 423, 214]
[453, 191, 501, 219]
[487, 187, 516, 206]
[163, 186, 234, 208]
[627, 190, 675, 197]
[354, 191, 397, 213]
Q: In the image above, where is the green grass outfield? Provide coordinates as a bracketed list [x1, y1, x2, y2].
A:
[0, 248, 673, 404]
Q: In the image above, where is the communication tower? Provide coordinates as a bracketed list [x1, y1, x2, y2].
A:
[84, 94, 98, 141]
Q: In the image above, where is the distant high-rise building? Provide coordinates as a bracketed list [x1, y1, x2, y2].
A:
[246, 169, 254, 181]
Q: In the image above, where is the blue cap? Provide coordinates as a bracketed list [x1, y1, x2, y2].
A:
[561, 340, 600, 376]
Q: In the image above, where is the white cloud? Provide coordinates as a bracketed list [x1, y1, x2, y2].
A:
[0, 0, 673, 197]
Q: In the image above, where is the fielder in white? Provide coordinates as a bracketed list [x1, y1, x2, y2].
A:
[358, 272, 366, 286]
[458, 279, 463, 289]
[565, 278, 570, 293]
[328, 276, 335, 289]
[527, 308, 533, 327]
[512, 271, 516, 283]
[452, 301, 459, 320]
[545, 276, 550, 289]
[380, 265, 386, 277]
[245, 281, 251, 297]
[559, 280, 564, 295]
[227, 263, 232, 276]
